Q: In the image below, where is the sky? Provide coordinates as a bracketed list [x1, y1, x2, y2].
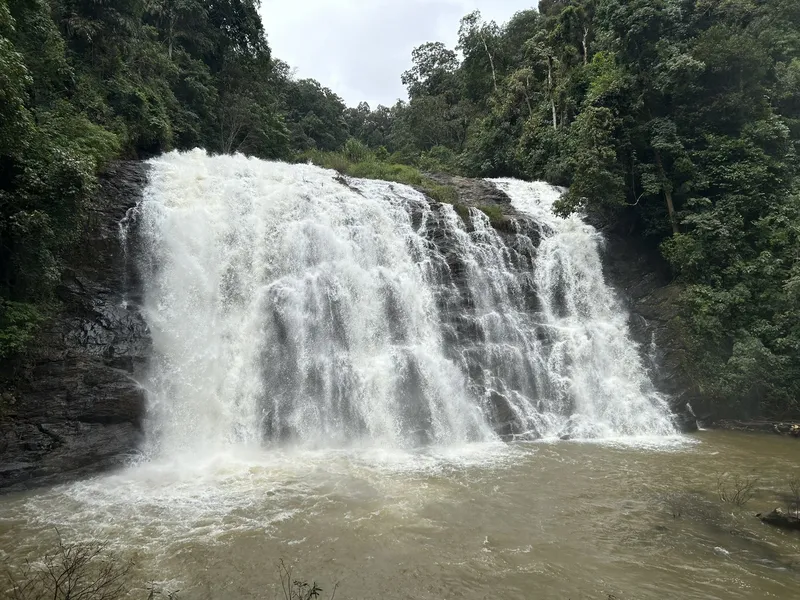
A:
[260, 0, 537, 108]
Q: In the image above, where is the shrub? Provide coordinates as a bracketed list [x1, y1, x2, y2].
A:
[300, 149, 459, 206]
[717, 473, 759, 507]
[277, 560, 337, 600]
[4, 533, 134, 600]
[453, 203, 470, 221]
[787, 476, 800, 517]
[0, 301, 45, 358]
[476, 205, 504, 225]
[342, 138, 371, 163]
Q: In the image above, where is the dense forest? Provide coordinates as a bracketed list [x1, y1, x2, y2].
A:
[1, 0, 799, 419]
[0, 0, 350, 357]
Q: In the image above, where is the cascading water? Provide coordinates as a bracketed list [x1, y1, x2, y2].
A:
[491, 178, 676, 438]
[129, 150, 675, 457]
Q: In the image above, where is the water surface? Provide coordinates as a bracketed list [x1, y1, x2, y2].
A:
[1, 431, 798, 599]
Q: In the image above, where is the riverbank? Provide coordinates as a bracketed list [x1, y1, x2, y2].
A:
[713, 420, 800, 437]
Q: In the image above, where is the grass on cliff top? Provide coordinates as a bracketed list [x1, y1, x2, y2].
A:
[298, 145, 458, 205]
[298, 140, 513, 231]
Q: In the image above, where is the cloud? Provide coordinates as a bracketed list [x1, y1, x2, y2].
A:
[261, 0, 536, 107]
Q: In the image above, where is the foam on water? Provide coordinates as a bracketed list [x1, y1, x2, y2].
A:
[2, 443, 522, 563]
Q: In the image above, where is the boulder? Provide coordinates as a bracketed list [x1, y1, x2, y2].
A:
[757, 508, 800, 531]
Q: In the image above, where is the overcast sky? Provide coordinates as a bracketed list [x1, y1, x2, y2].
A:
[260, 0, 537, 108]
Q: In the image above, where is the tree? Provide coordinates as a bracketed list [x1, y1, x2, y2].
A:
[458, 10, 500, 98]
[401, 42, 459, 99]
[281, 78, 348, 152]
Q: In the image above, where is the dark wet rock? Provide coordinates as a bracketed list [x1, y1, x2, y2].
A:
[425, 173, 514, 210]
[425, 175, 710, 430]
[416, 175, 705, 435]
[714, 420, 800, 437]
[758, 508, 800, 531]
[672, 407, 700, 433]
[486, 391, 528, 440]
[0, 162, 150, 492]
[601, 225, 706, 430]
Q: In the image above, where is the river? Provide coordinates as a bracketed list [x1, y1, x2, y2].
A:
[0, 432, 798, 598]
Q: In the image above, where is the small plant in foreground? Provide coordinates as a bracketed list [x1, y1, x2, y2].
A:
[4, 531, 134, 600]
[787, 476, 800, 517]
[278, 560, 338, 600]
[716, 473, 759, 507]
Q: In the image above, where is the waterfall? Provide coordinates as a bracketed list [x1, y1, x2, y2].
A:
[130, 150, 675, 456]
[491, 179, 676, 438]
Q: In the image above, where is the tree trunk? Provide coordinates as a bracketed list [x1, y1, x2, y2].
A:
[582, 27, 589, 65]
[481, 35, 498, 92]
[654, 149, 679, 234]
[524, 74, 533, 117]
[548, 57, 557, 130]
[167, 11, 177, 61]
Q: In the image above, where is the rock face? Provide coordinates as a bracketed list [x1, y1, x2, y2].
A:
[0, 162, 151, 491]
[601, 226, 703, 429]
[416, 175, 543, 439]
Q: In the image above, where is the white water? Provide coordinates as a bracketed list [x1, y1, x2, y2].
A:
[129, 150, 675, 459]
[493, 178, 677, 438]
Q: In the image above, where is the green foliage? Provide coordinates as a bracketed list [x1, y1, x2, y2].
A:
[453, 203, 470, 222]
[475, 205, 505, 226]
[416, 145, 460, 174]
[556, 106, 625, 215]
[300, 149, 458, 207]
[342, 138, 371, 163]
[0, 0, 344, 355]
[0, 300, 44, 358]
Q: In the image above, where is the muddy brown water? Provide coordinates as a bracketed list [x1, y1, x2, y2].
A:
[1, 431, 798, 599]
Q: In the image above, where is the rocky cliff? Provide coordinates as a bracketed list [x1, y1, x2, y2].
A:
[601, 229, 703, 429]
[0, 162, 151, 491]
[428, 174, 701, 432]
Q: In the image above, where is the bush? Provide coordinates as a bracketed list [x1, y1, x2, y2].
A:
[717, 473, 759, 507]
[277, 560, 337, 600]
[342, 138, 371, 163]
[476, 205, 504, 225]
[0, 301, 44, 358]
[3, 533, 336, 600]
[300, 149, 459, 207]
[416, 145, 460, 174]
[4, 533, 134, 600]
[423, 183, 458, 204]
[787, 477, 800, 517]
